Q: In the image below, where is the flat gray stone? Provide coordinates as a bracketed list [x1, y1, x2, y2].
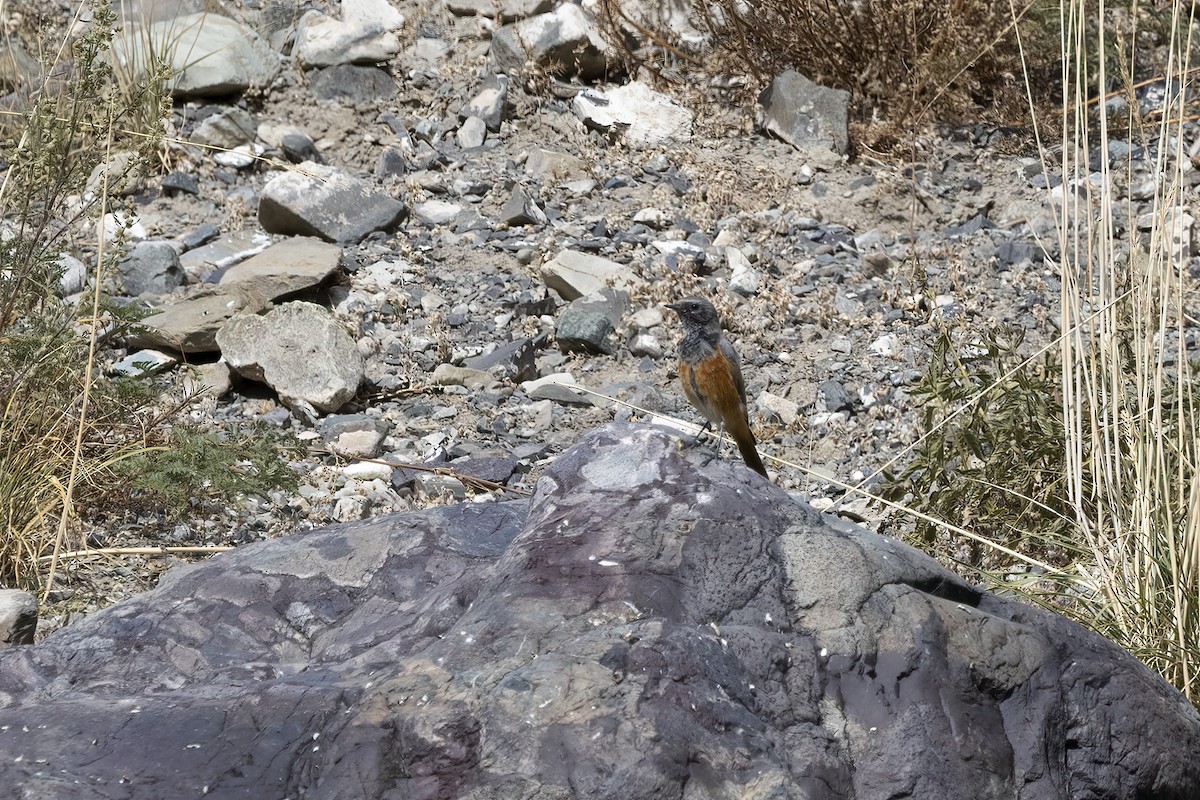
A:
[318, 413, 390, 458]
[131, 290, 259, 354]
[308, 64, 398, 104]
[541, 249, 632, 301]
[218, 236, 343, 302]
[112, 13, 280, 98]
[572, 81, 694, 148]
[258, 162, 407, 243]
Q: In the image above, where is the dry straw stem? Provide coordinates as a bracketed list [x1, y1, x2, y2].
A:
[1051, 0, 1200, 700]
[42, 92, 119, 603]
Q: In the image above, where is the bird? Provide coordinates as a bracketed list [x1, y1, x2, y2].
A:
[666, 296, 769, 479]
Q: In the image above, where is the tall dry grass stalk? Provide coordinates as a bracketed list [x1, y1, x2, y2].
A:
[1054, 0, 1200, 701]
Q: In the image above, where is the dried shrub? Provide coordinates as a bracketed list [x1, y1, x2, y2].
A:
[600, 0, 1061, 149]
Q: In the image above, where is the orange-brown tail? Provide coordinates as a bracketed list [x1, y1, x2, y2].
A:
[728, 415, 770, 479]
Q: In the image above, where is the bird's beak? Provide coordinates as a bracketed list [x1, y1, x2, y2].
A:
[665, 302, 682, 313]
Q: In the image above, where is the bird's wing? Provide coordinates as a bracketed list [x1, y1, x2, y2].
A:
[719, 337, 748, 407]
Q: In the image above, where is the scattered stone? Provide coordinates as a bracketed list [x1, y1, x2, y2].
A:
[161, 171, 200, 196]
[491, 4, 614, 82]
[109, 348, 179, 377]
[216, 302, 365, 413]
[450, 451, 519, 483]
[430, 363, 497, 391]
[572, 81, 694, 148]
[463, 337, 539, 383]
[294, 1, 405, 67]
[259, 162, 407, 243]
[628, 333, 663, 358]
[817, 379, 854, 413]
[541, 249, 632, 300]
[0, 590, 36, 647]
[375, 147, 408, 179]
[131, 290, 259, 354]
[461, 74, 509, 132]
[727, 246, 761, 295]
[499, 188, 546, 226]
[525, 148, 589, 181]
[58, 253, 87, 295]
[758, 390, 800, 426]
[520, 372, 588, 405]
[456, 115, 487, 149]
[192, 108, 256, 149]
[113, 13, 280, 98]
[555, 289, 628, 355]
[318, 414, 390, 458]
[413, 472, 467, 500]
[118, 240, 185, 296]
[630, 306, 664, 329]
[413, 200, 463, 226]
[217, 236, 343, 304]
[308, 64, 398, 103]
[759, 69, 850, 166]
[212, 144, 261, 169]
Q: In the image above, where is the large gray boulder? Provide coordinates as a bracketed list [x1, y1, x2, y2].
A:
[1, 424, 1197, 799]
[216, 301, 364, 413]
[111, 13, 280, 98]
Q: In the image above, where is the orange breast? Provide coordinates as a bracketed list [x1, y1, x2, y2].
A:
[679, 350, 744, 426]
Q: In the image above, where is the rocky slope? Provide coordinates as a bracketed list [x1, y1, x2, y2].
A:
[5, 0, 1171, 632]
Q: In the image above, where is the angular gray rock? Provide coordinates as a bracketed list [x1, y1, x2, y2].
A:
[216, 301, 364, 413]
[117, 240, 185, 296]
[491, 4, 614, 82]
[308, 64, 398, 104]
[541, 249, 633, 300]
[1, 424, 1197, 798]
[258, 162, 407, 243]
[112, 13, 280, 98]
[131, 289, 259, 354]
[456, 115, 488, 148]
[217, 236, 343, 302]
[498, 187, 546, 226]
[759, 69, 850, 164]
[0, 589, 36, 647]
[294, 0, 405, 67]
[318, 413, 390, 458]
[555, 288, 629, 355]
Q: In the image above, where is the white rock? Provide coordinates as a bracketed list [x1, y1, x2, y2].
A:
[294, 0, 405, 67]
[571, 81, 694, 148]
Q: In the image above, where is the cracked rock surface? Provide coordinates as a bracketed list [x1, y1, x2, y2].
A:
[2, 424, 1197, 799]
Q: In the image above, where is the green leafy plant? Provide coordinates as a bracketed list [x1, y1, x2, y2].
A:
[113, 424, 303, 514]
[882, 326, 1077, 567]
